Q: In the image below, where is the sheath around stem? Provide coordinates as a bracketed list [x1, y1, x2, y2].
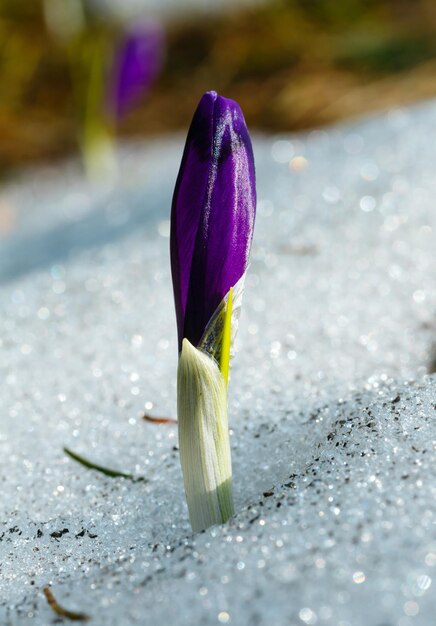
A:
[177, 338, 234, 532]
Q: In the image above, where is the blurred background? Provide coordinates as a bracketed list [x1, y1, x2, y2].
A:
[2, 0, 436, 179]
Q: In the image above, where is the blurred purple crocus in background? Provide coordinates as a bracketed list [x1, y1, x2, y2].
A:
[107, 20, 165, 121]
[171, 91, 256, 532]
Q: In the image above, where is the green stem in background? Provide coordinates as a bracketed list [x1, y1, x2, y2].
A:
[44, 0, 117, 180]
[80, 34, 117, 181]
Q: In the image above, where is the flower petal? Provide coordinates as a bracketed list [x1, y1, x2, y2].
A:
[171, 91, 256, 350]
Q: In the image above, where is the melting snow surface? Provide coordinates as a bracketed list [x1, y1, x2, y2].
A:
[0, 102, 435, 625]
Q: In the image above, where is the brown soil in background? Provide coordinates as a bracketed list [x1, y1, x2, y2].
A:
[2, 0, 436, 177]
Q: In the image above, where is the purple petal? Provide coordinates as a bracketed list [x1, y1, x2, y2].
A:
[171, 91, 256, 350]
[108, 21, 165, 120]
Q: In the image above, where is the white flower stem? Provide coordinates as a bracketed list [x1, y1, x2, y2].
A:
[177, 338, 234, 532]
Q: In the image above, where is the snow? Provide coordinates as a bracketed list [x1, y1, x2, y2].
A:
[0, 101, 435, 625]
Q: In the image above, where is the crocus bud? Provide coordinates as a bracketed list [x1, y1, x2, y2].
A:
[107, 20, 165, 121]
[171, 91, 256, 532]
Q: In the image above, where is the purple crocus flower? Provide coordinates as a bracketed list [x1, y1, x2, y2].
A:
[171, 90, 256, 351]
[107, 20, 165, 121]
[171, 91, 256, 532]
